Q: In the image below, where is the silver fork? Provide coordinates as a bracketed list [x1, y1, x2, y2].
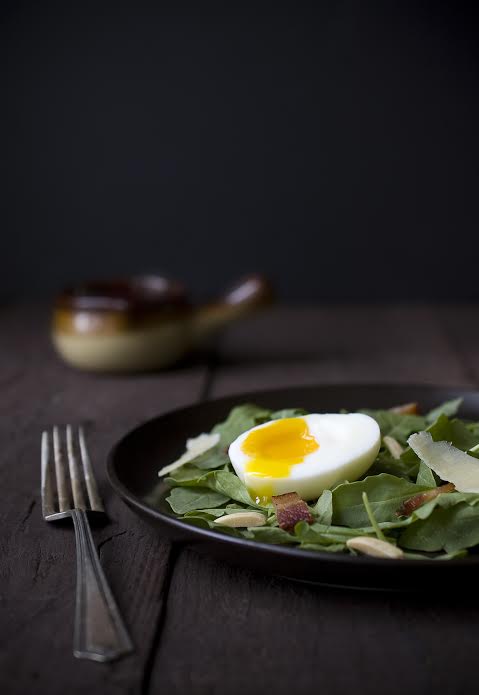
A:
[41, 425, 133, 662]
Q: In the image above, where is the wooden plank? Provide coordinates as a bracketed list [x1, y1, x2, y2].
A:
[4, 303, 478, 694]
[208, 305, 472, 396]
[0, 304, 208, 695]
[435, 304, 479, 385]
[150, 551, 478, 695]
[148, 304, 478, 695]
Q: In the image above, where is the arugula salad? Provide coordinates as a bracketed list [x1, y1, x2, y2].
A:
[156, 399, 479, 560]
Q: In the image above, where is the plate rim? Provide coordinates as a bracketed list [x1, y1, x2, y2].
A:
[107, 382, 479, 570]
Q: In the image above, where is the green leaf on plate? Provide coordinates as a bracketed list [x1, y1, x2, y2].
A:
[360, 409, 426, 445]
[212, 404, 272, 448]
[242, 526, 300, 544]
[425, 398, 463, 424]
[416, 460, 437, 488]
[189, 447, 230, 470]
[165, 465, 208, 485]
[294, 520, 368, 544]
[362, 491, 386, 541]
[207, 470, 262, 507]
[365, 450, 418, 480]
[313, 489, 333, 525]
[430, 415, 479, 451]
[399, 502, 479, 553]
[332, 474, 430, 526]
[270, 408, 308, 420]
[166, 486, 230, 514]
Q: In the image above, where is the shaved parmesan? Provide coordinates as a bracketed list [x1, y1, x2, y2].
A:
[408, 431, 479, 493]
[158, 432, 220, 477]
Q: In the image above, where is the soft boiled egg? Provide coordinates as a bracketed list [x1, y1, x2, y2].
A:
[228, 413, 381, 503]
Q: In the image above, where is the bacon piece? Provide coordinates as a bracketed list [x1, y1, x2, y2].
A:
[396, 482, 455, 517]
[389, 402, 419, 415]
[272, 492, 313, 531]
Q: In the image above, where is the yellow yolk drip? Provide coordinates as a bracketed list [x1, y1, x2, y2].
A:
[242, 418, 319, 502]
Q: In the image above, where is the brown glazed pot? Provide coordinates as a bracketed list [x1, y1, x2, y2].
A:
[52, 274, 272, 372]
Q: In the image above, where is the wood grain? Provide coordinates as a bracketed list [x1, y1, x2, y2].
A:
[436, 305, 479, 385]
[2, 303, 479, 695]
[208, 305, 473, 396]
[151, 550, 479, 695]
[0, 304, 207, 695]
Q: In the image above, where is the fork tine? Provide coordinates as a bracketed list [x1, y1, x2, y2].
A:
[66, 425, 87, 510]
[53, 426, 70, 512]
[78, 426, 104, 512]
[41, 431, 56, 517]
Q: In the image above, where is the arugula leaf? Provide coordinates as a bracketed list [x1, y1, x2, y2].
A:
[270, 408, 308, 420]
[468, 422, 479, 439]
[416, 460, 437, 487]
[189, 447, 230, 470]
[362, 491, 386, 541]
[294, 521, 368, 544]
[165, 465, 209, 485]
[166, 487, 230, 514]
[168, 466, 263, 508]
[425, 398, 463, 424]
[399, 502, 479, 553]
[366, 450, 418, 480]
[212, 404, 271, 448]
[313, 489, 333, 525]
[430, 416, 479, 451]
[361, 409, 426, 445]
[182, 515, 243, 536]
[242, 526, 300, 544]
[207, 470, 259, 507]
[332, 474, 430, 526]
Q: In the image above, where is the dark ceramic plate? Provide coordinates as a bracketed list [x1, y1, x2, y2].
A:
[107, 384, 479, 590]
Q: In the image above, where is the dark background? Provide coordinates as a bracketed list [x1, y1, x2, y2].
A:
[2, 0, 479, 303]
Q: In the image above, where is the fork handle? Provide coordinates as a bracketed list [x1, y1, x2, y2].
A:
[71, 510, 133, 661]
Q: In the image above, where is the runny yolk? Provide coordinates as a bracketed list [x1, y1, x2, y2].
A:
[242, 418, 319, 500]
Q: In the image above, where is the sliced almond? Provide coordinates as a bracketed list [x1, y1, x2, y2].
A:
[383, 435, 404, 460]
[214, 511, 266, 528]
[346, 536, 404, 559]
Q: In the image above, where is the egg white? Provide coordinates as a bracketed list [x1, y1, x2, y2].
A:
[228, 413, 381, 501]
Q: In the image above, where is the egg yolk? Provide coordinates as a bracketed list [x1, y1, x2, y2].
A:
[242, 417, 319, 480]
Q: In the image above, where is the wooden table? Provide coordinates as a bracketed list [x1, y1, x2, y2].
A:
[2, 303, 479, 695]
